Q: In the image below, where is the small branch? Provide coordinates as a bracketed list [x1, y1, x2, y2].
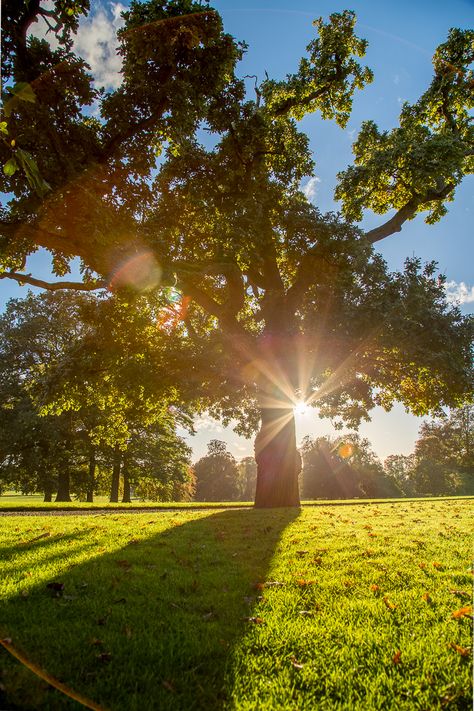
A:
[0, 271, 107, 292]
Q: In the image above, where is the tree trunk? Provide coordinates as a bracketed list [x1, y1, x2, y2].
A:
[43, 483, 53, 502]
[55, 470, 71, 502]
[110, 445, 121, 503]
[86, 449, 96, 503]
[122, 467, 131, 503]
[254, 405, 301, 507]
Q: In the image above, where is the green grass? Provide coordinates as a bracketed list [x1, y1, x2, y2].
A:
[0, 500, 472, 710]
[0, 493, 251, 510]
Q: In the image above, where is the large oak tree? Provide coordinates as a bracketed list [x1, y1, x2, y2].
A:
[1, 1, 472, 506]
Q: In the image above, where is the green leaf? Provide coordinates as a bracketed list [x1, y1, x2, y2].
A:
[0, 122, 8, 135]
[7, 82, 36, 104]
[3, 158, 18, 176]
[16, 149, 51, 197]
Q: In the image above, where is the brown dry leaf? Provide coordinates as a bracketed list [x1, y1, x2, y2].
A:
[421, 592, 432, 603]
[418, 562, 427, 569]
[383, 596, 397, 610]
[116, 559, 132, 570]
[253, 582, 265, 591]
[290, 656, 304, 669]
[392, 650, 402, 665]
[296, 579, 316, 587]
[162, 680, 175, 693]
[448, 643, 471, 657]
[296, 550, 309, 557]
[370, 584, 380, 593]
[97, 652, 112, 663]
[244, 616, 264, 624]
[432, 562, 444, 570]
[451, 605, 473, 619]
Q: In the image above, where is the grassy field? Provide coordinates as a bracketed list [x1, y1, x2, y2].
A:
[0, 499, 472, 710]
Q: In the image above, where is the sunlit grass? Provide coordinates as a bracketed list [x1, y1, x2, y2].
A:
[0, 500, 472, 710]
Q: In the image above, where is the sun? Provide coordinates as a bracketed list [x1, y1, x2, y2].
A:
[293, 400, 309, 416]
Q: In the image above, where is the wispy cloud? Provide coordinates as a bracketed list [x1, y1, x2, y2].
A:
[445, 280, 474, 305]
[33, 2, 126, 90]
[302, 176, 321, 202]
[194, 414, 224, 433]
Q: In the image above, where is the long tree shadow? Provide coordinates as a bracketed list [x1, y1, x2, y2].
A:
[1, 508, 299, 710]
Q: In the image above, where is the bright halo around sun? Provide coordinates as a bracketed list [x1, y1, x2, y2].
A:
[293, 400, 309, 416]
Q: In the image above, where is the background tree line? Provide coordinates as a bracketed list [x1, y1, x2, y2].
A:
[0, 290, 471, 502]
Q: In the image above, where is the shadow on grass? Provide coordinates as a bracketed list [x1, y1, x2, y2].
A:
[1, 508, 299, 710]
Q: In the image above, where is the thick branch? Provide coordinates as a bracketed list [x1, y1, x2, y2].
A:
[0, 271, 107, 292]
[364, 183, 454, 244]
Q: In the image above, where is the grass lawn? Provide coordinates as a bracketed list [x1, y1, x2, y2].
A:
[0, 499, 472, 710]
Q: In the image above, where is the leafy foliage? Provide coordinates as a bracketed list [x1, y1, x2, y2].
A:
[0, 1, 472, 505]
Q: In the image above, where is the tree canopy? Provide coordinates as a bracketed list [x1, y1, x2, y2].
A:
[1, 1, 472, 506]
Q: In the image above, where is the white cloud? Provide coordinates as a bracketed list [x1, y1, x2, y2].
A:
[445, 280, 474, 305]
[74, 3, 126, 90]
[33, 2, 126, 90]
[302, 176, 321, 202]
[194, 414, 224, 433]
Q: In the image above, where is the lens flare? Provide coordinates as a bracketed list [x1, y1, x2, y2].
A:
[109, 251, 162, 292]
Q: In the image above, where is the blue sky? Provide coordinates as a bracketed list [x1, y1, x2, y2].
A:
[2, 0, 473, 462]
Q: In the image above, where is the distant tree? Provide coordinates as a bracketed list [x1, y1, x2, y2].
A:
[238, 456, 257, 501]
[126, 423, 194, 502]
[411, 406, 474, 495]
[301, 436, 360, 499]
[0, 291, 196, 501]
[302, 434, 401, 499]
[383, 454, 416, 496]
[194, 440, 240, 501]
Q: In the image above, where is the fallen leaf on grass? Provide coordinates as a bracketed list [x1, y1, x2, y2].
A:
[448, 643, 470, 657]
[370, 584, 380, 593]
[46, 582, 64, 597]
[296, 579, 316, 587]
[392, 650, 402, 665]
[421, 593, 432, 603]
[97, 652, 112, 664]
[90, 638, 104, 647]
[116, 559, 132, 570]
[432, 562, 444, 570]
[296, 550, 309, 557]
[290, 656, 304, 669]
[449, 590, 470, 599]
[451, 606, 473, 619]
[244, 616, 264, 624]
[383, 596, 396, 610]
[162, 680, 175, 693]
[298, 610, 315, 617]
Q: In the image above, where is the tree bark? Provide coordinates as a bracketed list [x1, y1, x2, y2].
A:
[110, 445, 121, 503]
[43, 483, 53, 502]
[55, 470, 71, 502]
[254, 405, 301, 507]
[86, 449, 96, 503]
[122, 467, 131, 503]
